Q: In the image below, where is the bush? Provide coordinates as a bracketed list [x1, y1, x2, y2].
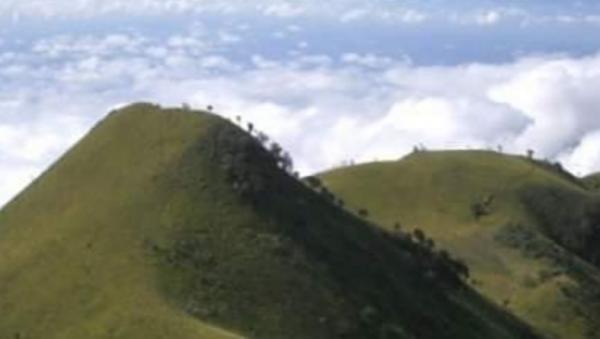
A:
[470, 201, 488, 219]
[304, 176, 322, 189]
[520, 185, 600, 266]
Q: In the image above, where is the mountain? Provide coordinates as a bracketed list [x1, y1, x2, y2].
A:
[0, 104, 538, 339]
[320, 150, 600, 339]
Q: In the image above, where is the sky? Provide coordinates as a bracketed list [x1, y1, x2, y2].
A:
[3, 0, 600, 205]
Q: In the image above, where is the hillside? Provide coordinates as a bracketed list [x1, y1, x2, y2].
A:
[321, 150, 600, 339]
[0, 105, 539, 339]
[583, 172, 600, 191]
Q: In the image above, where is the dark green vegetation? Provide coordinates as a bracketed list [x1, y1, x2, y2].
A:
[321, 150, 600, 339]
[0, 105, 538, 339]
[583, 172, 600, 191]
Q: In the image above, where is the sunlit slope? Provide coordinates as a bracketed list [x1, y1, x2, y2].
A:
[0, 105, 241, 339]
[0, 106, 539, 339]
[321, 150, 600, 339]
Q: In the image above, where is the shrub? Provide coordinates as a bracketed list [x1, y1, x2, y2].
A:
[304, 176, 322, 189]
[471, 201, 489, 219]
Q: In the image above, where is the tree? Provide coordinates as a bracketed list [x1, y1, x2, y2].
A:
[358, 208, 369, 218]
[471, 201, 489, 219]
[453, 259, 470, 279]
[305, 176, 322, 189]
[247, 122, 254, 134]
[269, 142, 283, 159]
[527, 149, 534, 159]
[320, 187, 335, 202]
[256, 131, 269, 145]
[425, 238, 435, 251]
[280, 151, 293, 172]
[413, 228, 426, 244]
[207, 105, 214, 112]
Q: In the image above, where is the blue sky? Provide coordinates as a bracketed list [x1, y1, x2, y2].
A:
[3, 0, 600, 205]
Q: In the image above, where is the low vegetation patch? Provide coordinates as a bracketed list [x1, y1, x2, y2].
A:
[495, 223, 600, 338]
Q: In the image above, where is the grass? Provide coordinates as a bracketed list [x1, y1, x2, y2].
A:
[0, 105, 539, 338]
[582, 172, 600, 190]
[321, 150, 600, 339]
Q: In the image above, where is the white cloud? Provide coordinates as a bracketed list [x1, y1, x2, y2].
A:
[0, 1, 598, 29]
[262, 3, 305, 17]
[6, 27, 600, 206]
[341, 53, 396, 68]
[397, 9, 428, 23]
[340, 9, 368, 23]
[558, 131, 600, 176]
[475, 11, 501, 25]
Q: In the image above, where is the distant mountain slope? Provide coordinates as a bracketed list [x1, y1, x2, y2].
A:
[321, 150, 600, 339]
[0, 105, 538, 339]
[583, 172, 600, 190]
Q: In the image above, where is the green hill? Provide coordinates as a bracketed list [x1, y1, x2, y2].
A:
[321, 150, 600, 339]
[0, 105, 538, 339]
[582, 172, 600, 191]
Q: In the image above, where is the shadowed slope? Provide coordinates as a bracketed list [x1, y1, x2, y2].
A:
[321, 151, 600, 339]
[0, 106, 538, 339]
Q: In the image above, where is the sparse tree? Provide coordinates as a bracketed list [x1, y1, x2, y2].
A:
[256, 131, 269, 145]
[425, 238, 435, 251]
[413, 228, 426, 245]
[319, 187, 335, 202]
[305, 176, 322, 189]
[454, 259, 470, 279]
[471, 201, 489, 220]
[280, 151, 294, 172]
[527, 149, 534, 159]
[269, 142, 283, 159]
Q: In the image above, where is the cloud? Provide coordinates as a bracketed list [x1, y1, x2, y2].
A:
[6, 24, 600, 206]
[0, 0, 592, 27]
[262, 3, 305, 18]
[475, 11, 501, 25]
[339, 9, 368, 23]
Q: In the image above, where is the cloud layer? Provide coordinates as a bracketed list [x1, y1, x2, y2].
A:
[2, 0, 600, 27]
[3, 25, 600, 207]
[3, 2, 600, 206]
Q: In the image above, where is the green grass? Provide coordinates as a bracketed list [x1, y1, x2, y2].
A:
[321, 150, 600, 339]
[582, 172, 600, 190]
[0, 105, 539, 339]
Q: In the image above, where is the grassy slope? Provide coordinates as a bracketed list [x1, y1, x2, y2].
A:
[0, 105, 538, 339]
[0, 105, 241, 339]
[582, 173, 600, 190]
[321, 150, 600, 339]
